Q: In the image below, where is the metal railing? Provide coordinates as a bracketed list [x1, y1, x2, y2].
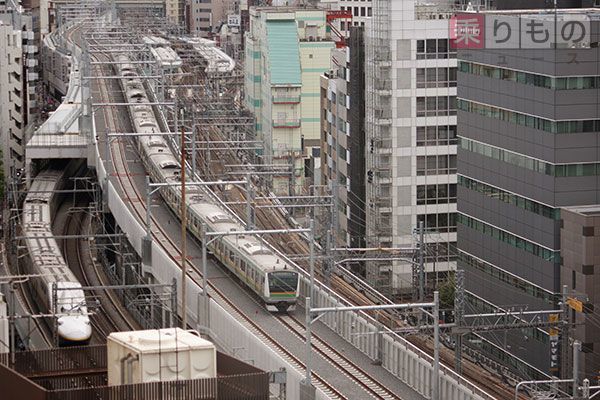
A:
[0, 346, 270, 400]
[44, 374, 269, 400]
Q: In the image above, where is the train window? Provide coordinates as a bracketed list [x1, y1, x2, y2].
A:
[269, 272, 298, 293]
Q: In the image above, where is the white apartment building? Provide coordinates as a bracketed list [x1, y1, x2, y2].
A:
[339, 0, 371, 29]
[365, 0, 457, 293]
[0, 12, 38, 182]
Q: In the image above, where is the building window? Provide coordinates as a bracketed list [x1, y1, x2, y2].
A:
[416, 96, 457, 117]
[416, 125, 457, 146]
[416, 67, 457, 88]
[338, 143, 347, 160]
[416, 155, 457, 176]
[417, 183, 457, 205]
[458, 61, 600, 90]
[458, 99, 600, 134]
[460, 251, 557, 305]
[457, 175, 560, 220]
[416, 38, 456, 59]
[417, 212, 457, 233]
[457, 214, 561, 263]
[425, 242, 457, 263]
[460, 137, 600, 177]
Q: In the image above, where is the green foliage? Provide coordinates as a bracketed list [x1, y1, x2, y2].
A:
[438, 273, 455, 310]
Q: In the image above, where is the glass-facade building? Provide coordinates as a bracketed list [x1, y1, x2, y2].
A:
[457, 12, 600, 376]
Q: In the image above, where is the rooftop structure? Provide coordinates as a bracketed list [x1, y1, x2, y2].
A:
[0, 344, 269, 399]
[107, 328, 216, 385]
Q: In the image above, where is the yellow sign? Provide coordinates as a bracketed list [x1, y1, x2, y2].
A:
[548, 313, 559, 337]
[567, 297, 584, 313]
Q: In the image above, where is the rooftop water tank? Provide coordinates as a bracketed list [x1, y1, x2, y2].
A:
[107, 328, 217, 386]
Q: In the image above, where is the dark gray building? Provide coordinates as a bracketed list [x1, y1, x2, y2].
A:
[457, 10, 600, 377]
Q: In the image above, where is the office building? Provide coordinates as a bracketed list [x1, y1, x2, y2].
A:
[365, 0, 457, 293]
[457, 8, 600, 376]
[189, 0, 232, 35]
[320, 26, 366, 247]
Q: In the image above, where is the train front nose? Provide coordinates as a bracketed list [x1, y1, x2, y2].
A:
[57, 316, 92, 345]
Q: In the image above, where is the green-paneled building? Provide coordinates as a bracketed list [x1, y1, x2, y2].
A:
[245, 7, 334, 194]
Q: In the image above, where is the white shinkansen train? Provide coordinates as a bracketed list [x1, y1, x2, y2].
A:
[114, 54, 299, 312]
[22, 166, 92, 345]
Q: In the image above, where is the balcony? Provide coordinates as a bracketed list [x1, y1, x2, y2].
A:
[375, 140, 393, 155]
[374, 80, 392, 96]
[272, 95, 300, 104]
[374, 170, 392, 185]
[272, 119, 301, 129]
[374, 117, 392, 126]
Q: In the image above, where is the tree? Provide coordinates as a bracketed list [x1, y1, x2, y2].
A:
[438, 273, 455, 311]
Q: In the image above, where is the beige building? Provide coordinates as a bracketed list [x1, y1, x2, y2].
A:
[189, 0, 233, 36]
[244, 7, 335, 194]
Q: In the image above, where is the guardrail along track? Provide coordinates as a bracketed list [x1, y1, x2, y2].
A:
[278, 314, 400, 400]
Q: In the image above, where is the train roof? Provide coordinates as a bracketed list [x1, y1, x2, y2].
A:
[188, 201, 295, 274]
[115, 52, 296, 278]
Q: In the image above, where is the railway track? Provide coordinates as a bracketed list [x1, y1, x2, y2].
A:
[278, 314, 400, 400]
[88, 36, 355, 398]
[60, 193, 137, 342]
[204, 131, 518, 399]
[52, 18, 518, 400]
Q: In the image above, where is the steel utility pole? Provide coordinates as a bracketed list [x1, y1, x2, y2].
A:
[454, 269, 465, 374]
[418, 220, 425, 301]
[245, 176, 254, 230]
[180, 111, 188, 329]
